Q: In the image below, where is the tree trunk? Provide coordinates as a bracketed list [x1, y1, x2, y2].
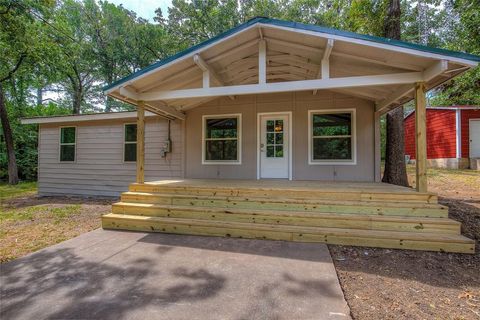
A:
[72, 90, 81, 114]
[382, 0, 409, 187]
[36, 87, 43, 106]
[382, 107, 409, 186]
[0, 84, 19, 184]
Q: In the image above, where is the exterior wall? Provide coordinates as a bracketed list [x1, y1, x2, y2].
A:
[461, 109, 480, 158]
[404, 109, 457, 160]
[38, 116, 183, 197]
[185, 91, 375, 181]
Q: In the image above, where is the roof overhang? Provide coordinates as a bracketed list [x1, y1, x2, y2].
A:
[104, 17, 480, 118]
[21, 111, 159, 125]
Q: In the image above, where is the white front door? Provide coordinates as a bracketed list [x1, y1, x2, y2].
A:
[259, 114, 290, 179]
[470, 119, 480, 158]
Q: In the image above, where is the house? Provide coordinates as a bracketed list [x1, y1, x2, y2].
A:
[22, 17, 479, 253]
[404, 106, 480, 169]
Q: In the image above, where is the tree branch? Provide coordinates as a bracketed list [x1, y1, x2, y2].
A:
[0, 53, 26, 83]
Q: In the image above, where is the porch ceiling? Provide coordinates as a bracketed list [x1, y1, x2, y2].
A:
[106, 18, 478, 119]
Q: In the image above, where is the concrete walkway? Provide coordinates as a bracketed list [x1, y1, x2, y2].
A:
[0, 229, 350, 320]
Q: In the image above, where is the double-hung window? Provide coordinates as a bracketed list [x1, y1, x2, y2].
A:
[59, 127, 76, 162]
[124, 124, 137, 162]
[309, 109, 356, 164]
[202, 114, 241, 164]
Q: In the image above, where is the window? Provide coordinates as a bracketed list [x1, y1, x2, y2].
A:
[59, 127, 76, 162]
[202, 114, 241, 164]
[124, 124, 137, 162]
[309, 109, 355, 164]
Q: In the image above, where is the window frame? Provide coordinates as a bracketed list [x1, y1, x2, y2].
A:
[58, 126, 77, 163]
[202, 113, 242, 165]
[308, 109, 356, 165]
[123, 123, 137, 163]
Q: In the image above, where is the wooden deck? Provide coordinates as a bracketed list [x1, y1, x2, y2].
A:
[102, 179, 475, 253]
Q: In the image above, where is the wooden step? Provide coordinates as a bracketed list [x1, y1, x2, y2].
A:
[129, 183, 438, 204]
[120, 192, 448, 218]
[111, 202, 461, 234]
[101, 213, 475, 254]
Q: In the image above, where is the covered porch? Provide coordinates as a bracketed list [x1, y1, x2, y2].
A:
[104, 18, 477, 192]
[102, 18, 479, 252]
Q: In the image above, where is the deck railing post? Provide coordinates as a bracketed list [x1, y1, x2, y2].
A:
[415, 82, 427, 192]
[136, 101, 145, 184]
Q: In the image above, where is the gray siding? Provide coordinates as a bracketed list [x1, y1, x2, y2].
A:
[185, 91, 375, 181]
[38, 117, 183, 197]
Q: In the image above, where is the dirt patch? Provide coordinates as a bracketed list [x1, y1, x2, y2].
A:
[0, 195, 113, 263]
[330, 167, 480, 320]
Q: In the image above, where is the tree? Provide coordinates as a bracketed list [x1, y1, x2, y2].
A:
[382, 0, 409, 187]
[0, 0, 56, 184]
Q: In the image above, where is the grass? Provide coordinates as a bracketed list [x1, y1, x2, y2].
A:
[0, 182, 111, 263]
[0, 181, 37, 201]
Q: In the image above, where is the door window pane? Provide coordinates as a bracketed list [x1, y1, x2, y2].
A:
[275, 145, 284, 157]
[266, 146, 274, 157]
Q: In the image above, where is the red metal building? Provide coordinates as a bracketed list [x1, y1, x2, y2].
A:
[404, 106, 480, 169]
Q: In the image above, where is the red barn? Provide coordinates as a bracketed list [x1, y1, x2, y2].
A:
[404, 106, 480, 169]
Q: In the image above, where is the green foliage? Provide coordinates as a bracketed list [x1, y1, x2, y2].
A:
[0, 0, 479, 183]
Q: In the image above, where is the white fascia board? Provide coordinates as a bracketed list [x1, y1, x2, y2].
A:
[104, 24, 259, 94]
[139, 72, 423, 101]
[21, 111, 158, 125]
[258, 23, 479, 67]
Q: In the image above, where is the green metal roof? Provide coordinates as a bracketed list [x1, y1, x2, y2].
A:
[103, 17, 480, 92]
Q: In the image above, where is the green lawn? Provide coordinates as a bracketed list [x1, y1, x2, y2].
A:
[0, 181, 38, 201]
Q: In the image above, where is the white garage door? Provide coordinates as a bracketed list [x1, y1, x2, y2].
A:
[470, 119, 480, 158]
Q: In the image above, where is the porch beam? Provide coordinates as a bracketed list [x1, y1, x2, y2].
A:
[314, 38, 334, 94]
[259, 39, 267, 84]
[119, 86, 186, 120]
[137, 71, 424, 101]
[136, 101, 145, 184]
[375, 60, 449, 113]
[193, 54, 234, 100]
[415, 82, 427, 192]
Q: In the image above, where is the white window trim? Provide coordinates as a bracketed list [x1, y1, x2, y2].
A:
[123, 123, 137, 163]
[308, 108, 357, 165]
[58, 126, 77, 163]
[202, 113, 242, 165]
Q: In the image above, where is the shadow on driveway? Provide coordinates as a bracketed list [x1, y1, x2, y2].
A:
[1, 229, 350, 320]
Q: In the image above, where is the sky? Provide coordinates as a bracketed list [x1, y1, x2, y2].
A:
[105, 0, 173, 22]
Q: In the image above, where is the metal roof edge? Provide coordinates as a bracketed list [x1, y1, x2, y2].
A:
[263, 18, 480, 63]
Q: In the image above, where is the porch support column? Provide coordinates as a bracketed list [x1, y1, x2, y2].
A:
[136, 101, 145, 184]
[414, 82, 427, 192]
[374, 111, 381, 182]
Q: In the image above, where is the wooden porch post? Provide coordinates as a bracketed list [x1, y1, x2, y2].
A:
[415, 82, 427, 192]
[136, 101, 145, 184]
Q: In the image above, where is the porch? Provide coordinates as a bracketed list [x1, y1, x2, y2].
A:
[102, 179, 475, 253]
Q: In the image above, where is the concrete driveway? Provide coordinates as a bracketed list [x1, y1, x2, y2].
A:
[0, 229, 350, 320]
